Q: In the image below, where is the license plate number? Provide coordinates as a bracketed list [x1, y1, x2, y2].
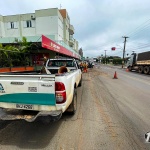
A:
[16, 104, 33, 110]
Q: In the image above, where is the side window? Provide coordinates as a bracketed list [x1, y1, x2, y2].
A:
[71, 62, 75, 67]
[74, 61, 78, 68]
[66, 61, 76, 67]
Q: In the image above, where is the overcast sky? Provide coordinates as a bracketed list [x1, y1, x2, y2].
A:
[0, 0, 150, 58]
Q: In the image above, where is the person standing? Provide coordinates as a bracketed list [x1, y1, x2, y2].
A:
[83, 62, 88, 73]
[43, 54, 48, 66]
[41, 54, 48, 73]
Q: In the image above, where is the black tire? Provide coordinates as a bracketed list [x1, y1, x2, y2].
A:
[68, 88, 77, 115]
[138, 66, 144, 73]
[128, 66, 132, 71]
[144, 66, 149, 74]
[78, 77, 82, 87]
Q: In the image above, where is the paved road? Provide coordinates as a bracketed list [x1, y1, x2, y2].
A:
[0, 65, 149, 150]
[96, 64, 150, 149]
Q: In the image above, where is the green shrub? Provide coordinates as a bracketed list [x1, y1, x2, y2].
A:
[113, 58, 122, 65]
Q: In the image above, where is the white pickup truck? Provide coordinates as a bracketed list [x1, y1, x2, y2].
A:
[0, 58, 82, 122]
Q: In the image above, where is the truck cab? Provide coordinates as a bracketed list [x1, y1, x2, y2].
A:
[126, 53, 137, 71]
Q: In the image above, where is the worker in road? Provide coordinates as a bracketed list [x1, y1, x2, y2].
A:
[79, 62, 84, 72]
[83, 62, 88, 73]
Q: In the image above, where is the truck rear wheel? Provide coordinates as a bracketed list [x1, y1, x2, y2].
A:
[144, 66, 149, 74]
[138, 66, 144, 73]
[68, 88, 77, 115]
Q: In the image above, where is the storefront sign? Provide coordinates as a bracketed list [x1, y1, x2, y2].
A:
[42, 35, 80, 59]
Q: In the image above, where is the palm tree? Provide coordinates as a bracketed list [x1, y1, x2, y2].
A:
[0, 37, 32, 67]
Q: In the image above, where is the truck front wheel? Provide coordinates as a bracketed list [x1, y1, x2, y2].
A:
[144, 66, 150, 74]
[128, 66, 132, 71]
[67, 88, 77, 115]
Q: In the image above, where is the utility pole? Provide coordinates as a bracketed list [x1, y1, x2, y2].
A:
[104, 50, 107, 64]
[122, 36, 129, 68]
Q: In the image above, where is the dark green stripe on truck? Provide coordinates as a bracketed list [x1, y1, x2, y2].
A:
[0, 93, 56, 105]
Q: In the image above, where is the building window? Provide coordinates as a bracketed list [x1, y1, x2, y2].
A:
[26, 20, 32, 27]
[10, 22, 14, 29]
[7, 22, 18, 29]
[24, 20, 35, 28]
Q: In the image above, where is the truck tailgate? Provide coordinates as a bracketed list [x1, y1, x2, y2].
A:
[0, 74, 56, 106]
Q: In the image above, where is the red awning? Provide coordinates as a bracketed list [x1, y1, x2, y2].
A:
[42, 35, 80, 59]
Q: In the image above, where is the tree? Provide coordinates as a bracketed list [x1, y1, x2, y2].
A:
[113, 58, 122, 65]
[0, 37, 32, 67]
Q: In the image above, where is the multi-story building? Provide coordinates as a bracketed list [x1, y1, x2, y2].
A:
[79, 48, 83, 57]
[0, 8, 79, 54]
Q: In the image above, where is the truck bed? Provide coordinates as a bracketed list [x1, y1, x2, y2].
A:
[137, 51, 150, 61]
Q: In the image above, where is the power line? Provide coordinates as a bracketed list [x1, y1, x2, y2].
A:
[84, 18, 150, 56]
[127, 18, 150, 36]
[86, 21, 150, 51]
[127, 43, 150, 49]
[130, 24, 150, 39]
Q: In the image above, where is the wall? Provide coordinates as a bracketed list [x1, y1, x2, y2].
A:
[36, 16, 58, 37]
[21, 13, 36, 36]
[0, 15, 4, 37]
[58, 10, 64, 41]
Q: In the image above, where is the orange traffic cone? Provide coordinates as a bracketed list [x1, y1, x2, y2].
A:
[113, 71, 118, 79]
[126, 68, 129, 72]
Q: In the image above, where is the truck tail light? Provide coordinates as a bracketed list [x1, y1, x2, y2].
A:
[55, 82, 66, 104]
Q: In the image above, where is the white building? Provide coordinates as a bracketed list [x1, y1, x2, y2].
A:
[0, 8, 79, 53]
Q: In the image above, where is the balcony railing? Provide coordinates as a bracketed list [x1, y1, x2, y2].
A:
[69, 25, 74, 35]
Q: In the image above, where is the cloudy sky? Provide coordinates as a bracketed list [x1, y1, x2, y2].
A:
[0, 0, 150, 58]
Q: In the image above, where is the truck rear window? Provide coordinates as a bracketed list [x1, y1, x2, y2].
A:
[47, 60, 75, 67]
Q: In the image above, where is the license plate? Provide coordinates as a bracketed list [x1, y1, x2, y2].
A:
[16, 104, 33, 110]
